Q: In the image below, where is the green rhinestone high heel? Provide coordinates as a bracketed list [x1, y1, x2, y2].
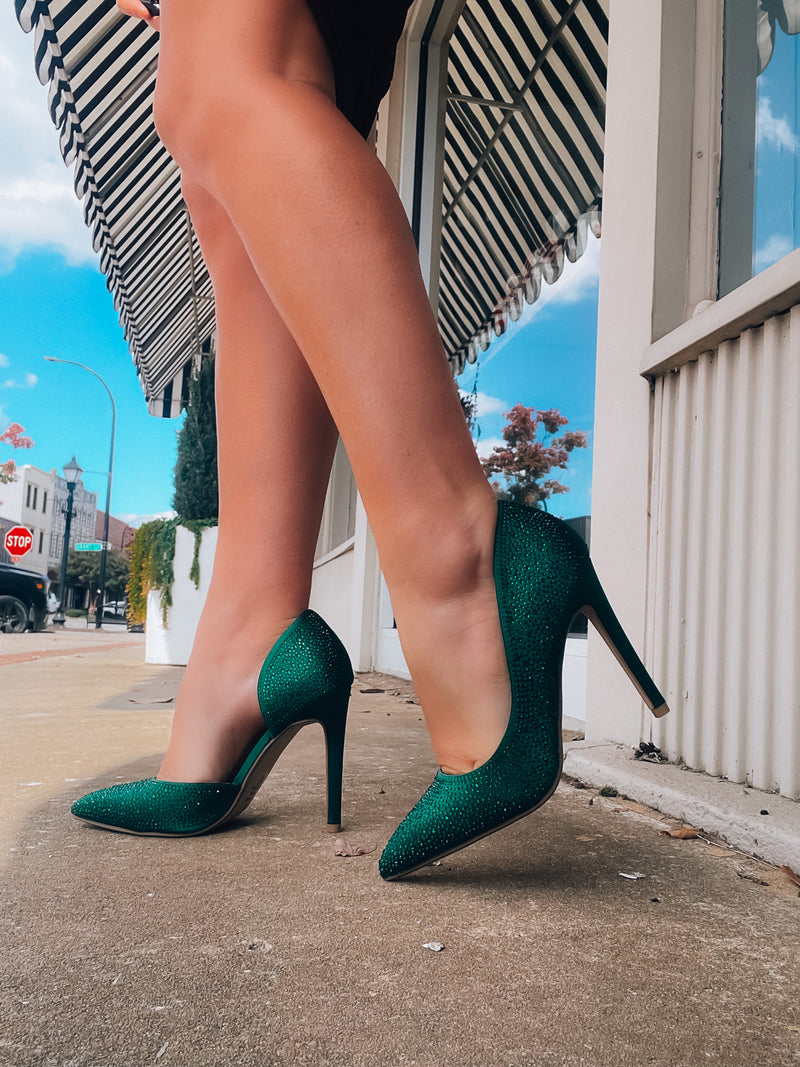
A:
[71, 610, 353, 836]
[378, 501, 668, 880]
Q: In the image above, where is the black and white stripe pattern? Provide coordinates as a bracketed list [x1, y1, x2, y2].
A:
[441, 0, 607, 372]
[15, 0, 608, 396]
[15, 0, 212, 417]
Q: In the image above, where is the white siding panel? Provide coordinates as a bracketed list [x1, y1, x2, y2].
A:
[650, 306, 800, 798]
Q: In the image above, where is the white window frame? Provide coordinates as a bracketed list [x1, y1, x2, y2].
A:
[641, 0, 800, 378]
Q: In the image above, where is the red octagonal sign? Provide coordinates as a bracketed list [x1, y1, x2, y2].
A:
[4, 525, 34, 562]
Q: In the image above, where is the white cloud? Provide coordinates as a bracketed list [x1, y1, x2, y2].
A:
[754, 233, 794, 270]
[474, 435, 505, 460]
[546, 232, 602, 307]
[459, 390, 507, 417]
[0, 354, 9, 368]
[482, 233, 601, 366]
[117, 510, 177, 528]
[757, 96, 798, 153]
[0, 7, 97, 268]
[1, 371, 37, 389]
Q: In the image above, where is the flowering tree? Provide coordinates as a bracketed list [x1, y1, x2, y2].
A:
[481, 404, 587, 508]
[0, 422, 34, 486]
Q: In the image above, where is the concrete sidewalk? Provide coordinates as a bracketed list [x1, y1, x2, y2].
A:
[1, 632, 799, 1067]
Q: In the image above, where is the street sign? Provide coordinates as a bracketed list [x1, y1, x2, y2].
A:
[75, 542, 104, 552]
[4, 525, 33, 562]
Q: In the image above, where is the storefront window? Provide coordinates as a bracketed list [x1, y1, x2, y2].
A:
[719, 0, 800, 296]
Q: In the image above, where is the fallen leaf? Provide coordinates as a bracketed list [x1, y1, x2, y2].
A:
[780, 865, 800, 888]
[333, 837, 376, 857]
[660, 827, 699, 839]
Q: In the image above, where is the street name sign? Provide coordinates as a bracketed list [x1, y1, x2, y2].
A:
[4, 525, 33, 562]
[75, 542, 104, 552]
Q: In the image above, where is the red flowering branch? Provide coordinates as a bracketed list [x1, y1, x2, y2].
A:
[481, 403, 587, 508]
[0, 422, 34, 487]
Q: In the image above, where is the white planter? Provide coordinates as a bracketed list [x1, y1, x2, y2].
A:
[145, 525, 217, 666]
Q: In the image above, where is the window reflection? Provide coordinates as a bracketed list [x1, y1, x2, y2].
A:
[719, 0, 800, 295]
[754, 21, 799, 272]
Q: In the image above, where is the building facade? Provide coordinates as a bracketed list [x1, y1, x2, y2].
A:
[95, 511, 136, 557]
[0, 464, 55, 574]
[48, 473, 98, 582]
[310, 0, 800, 800]
[589, 0, 800, 800]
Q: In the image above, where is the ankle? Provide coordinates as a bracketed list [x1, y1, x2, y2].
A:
[191, 590, 303, 659]
[385, 489, 498, 607]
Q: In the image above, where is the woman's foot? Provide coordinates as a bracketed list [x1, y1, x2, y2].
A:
[380, 503, 669, 879]
[388, 496, 511, 776]
[156, 601, 298, 783]
[72, 610, 353, 835]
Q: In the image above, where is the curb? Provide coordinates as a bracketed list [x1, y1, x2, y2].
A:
[564, 739, 800, 870]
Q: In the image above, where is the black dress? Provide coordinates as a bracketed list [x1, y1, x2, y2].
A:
[306, 1, 415, 138]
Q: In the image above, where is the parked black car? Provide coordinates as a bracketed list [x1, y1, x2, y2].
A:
[0, 563, 50, 633]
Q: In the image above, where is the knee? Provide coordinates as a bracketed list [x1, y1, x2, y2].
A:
[153, 80, 222, 178]
[152, 6, 336, 183]
[154, 71, 335, 188]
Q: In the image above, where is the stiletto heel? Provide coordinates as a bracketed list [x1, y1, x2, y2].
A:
[322, 703, 349, 833]
[578, 562, 669, 717]
[379, 501, 669, 880]
[71, 610, 353, 837]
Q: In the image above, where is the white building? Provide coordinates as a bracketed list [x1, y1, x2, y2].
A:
[0, 464, 55, 574]
[311, 0, 800, 801]
[17, 0, 800, 802]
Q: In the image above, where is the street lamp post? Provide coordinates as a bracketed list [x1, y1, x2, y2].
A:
[52, 455, 83, 627]
[44, 358, 116, 629]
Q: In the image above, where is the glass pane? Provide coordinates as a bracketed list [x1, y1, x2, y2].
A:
[719, 1, 800, 295]
[754, 21, 800, 272]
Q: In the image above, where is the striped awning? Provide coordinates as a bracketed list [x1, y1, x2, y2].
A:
[14, 0, 213, 417]
[440, 0, 607, 373]
[15, 0, 607, 405]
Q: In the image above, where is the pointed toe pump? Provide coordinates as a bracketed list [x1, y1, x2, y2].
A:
[72, 610, 353, 836]
[379, 501, 668, 881]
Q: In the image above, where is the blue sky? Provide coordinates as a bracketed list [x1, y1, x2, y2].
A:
[754, 25, 800, 270]
[457, 236, 600, 521]
[0, 4, 182, 526]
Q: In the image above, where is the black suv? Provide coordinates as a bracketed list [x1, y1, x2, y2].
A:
[0, 562, 50, 633]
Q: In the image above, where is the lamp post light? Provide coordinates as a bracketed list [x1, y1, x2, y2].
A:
[52, 454, 83, 627]
[44, 358, 116, 629]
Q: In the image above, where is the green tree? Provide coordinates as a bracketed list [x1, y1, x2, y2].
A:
[65, 549, 130, 607]
[481, 404, 588, 509]
[172, 355, 219, 519]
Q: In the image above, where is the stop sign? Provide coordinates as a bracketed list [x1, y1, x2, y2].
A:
[4, 525, 34, 562]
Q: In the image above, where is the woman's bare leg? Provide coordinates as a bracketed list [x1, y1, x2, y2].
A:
[158, 178, 339, 782]
[154, 0, 511, 775]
